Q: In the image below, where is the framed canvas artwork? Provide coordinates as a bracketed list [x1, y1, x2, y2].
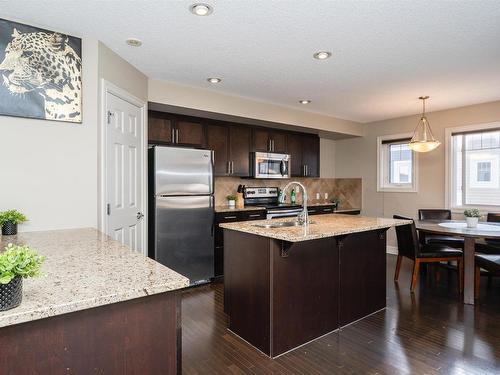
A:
[0, 18, 82, 123]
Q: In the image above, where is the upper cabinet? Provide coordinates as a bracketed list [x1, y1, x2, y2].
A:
[252, 128, 287, 153]
[287, 132, 320, 177]
[205, 122, 252, 177]
[148, 111, 204, 147]
[149, 109, 320, 178]
[148, 112, 174, 144]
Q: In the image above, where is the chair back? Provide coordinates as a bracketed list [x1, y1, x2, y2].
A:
[393, 215, 419, 260]
[418, 209, 451, 221]
[487, 212, 500, 223]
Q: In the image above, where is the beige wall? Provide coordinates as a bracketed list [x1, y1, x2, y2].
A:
[148, 79, 364, 138]
[335, 100, 500, 246]
[98, 42, 148, 101]
[0, 38, 100, 232]
[320, 138, 336, 178]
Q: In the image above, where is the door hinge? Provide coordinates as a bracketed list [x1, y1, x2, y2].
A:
[107, 204, 111, 215]
[107, 111, 114, 124]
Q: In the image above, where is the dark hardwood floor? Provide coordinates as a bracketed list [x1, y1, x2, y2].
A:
[182, 255, 500, 374]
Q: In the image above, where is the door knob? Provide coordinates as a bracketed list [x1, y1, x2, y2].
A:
[137, 212, 144, 220]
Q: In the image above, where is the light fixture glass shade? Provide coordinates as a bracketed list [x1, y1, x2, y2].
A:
[408, 114, 441, 153]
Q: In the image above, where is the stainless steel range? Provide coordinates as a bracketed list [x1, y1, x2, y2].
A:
[243, 186, 303, 219]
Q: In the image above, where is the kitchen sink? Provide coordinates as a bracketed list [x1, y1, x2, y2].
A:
[252, 221, 312, 229]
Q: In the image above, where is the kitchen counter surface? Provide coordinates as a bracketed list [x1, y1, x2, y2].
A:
[220, 214, 409, 242]
[215, 205, 266, 213]
[0, 228, 189, 328]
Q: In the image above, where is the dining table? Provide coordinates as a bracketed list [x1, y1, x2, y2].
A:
[415, 220, 500, 305]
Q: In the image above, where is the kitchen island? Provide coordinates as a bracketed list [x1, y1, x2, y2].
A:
[0, 228, 189, 374]
[221, 214, 409, 358]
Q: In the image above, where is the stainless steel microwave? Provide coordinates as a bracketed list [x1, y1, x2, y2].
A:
[251, 152, 290, 179]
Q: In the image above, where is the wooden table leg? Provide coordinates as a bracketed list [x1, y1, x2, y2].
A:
[463, 237, 475, 305]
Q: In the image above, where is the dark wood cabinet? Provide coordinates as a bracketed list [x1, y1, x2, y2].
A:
[148, 111, 204, 147]
[176, 119, 204, 147]
[149, 110, 320, 178]
[252, 129, 287, 153]
[206, 124, 229, 175]
[287, 133, 320, 177]
[214, 210, 266, 278]
[148, 112, 173, 144]
[229, 125, 252, 176]
[302, 135, 320, 177]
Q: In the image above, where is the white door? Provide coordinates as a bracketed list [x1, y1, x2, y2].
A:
[105, 91, 144, 252]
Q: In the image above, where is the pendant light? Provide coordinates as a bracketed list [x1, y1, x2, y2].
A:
[408, 96, 441, 152]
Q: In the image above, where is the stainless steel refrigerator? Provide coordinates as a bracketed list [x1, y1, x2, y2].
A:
[148, 146, 214, 285]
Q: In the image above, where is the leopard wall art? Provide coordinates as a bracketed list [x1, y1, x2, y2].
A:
[0, 23, 82, 122]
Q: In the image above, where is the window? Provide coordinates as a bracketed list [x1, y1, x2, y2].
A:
[377, 134, 418, 192]
[447, 124, 500, 208]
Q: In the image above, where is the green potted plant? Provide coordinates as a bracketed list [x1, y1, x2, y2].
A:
[0, 210, 28, 235]
[330, 197, 340, 210]
[464, 208, 481, 228]
[0, 243, 45, 311]
[226, 194, 237, 208]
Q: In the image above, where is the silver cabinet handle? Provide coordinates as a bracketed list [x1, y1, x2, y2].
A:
[224, 215, 237, 220]
[171, 128, 175, 143]
[227, 161, 231, 174]
[273, 139, 275, 151]
[249, 214, 262, 218]
[305, 164, 308, 176]
[268, 139, 272, 151]
[176, 129, 179, 143]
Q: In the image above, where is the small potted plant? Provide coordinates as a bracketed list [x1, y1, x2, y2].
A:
[226, 195, 237, 208]
[330, 197, 340, 210]
[464, 208, 481, 228]
[0, 243, 45, 311]
[0, 210, 28, 235]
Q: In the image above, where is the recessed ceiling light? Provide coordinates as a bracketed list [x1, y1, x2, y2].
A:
[207, 77, 221, 83]
[313, 51, 332, 60]
[190, 3, 213, 16]
[299, 100, 311, 104]
[126, 38, 142, 47]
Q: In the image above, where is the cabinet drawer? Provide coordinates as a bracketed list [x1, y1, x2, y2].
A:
[240, 211, 266, 221]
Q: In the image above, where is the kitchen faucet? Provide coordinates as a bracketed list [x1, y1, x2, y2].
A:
[281, 181, 309, 226]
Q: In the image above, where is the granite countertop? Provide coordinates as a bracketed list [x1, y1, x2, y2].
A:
[0, 228, 189, 328]
[215, 205, 266, 213]
[220, 214, 410, 242]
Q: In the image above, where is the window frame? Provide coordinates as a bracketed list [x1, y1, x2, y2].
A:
[445, 121, 500, 212]
[377, 133, 418, 193]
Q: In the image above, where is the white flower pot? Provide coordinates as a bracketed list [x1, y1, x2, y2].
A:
[466, 217, 479, 228]
[228, 200, 236, 208]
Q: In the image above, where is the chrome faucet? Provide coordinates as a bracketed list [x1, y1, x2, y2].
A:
[281, 181, 309, 226]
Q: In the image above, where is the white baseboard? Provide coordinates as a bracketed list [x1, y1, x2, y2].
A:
[386, 246, 398, 255]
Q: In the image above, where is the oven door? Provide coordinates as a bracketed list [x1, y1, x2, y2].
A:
[253, 152, 290, 179]
[267, 208, 303, 219]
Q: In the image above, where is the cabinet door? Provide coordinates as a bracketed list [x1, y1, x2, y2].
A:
[253, 129, 271, 152]
[229, 125, 252, 176]
[302, 135, 320, 177]
[148, 115, 173, 144]
[206, 124, 229, 176]
[287, 133, 303, 177]
[270, 131, 287, 153]
[176, 120, 205, 146]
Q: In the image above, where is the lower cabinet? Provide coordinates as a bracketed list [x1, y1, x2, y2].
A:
[214, 210, 266, 278]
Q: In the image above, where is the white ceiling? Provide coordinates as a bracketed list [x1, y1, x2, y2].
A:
[2, 0, 500, 123]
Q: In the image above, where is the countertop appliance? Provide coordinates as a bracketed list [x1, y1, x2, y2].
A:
[148, 146, 214, 285]
[251, 152, 290, 179]
[243, 186, 303, 219]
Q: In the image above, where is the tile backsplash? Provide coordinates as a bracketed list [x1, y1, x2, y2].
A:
[215, 177, 362, 210]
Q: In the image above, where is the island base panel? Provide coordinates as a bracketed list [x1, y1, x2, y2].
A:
[0, 292, 181, 375]
[224, 230, 271, 355]
[339, 229, 387, 326]
[271, 238, 339, 357]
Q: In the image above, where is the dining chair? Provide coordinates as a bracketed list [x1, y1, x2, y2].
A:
[475, 212, 500, 255]
[475, 254, 500, 300]
[417, 209, 464, 248]
[393, 215, 463, 293]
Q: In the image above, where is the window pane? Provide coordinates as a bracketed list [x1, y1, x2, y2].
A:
[389, 143, 412, 184]
[458, 130, 500, 206]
